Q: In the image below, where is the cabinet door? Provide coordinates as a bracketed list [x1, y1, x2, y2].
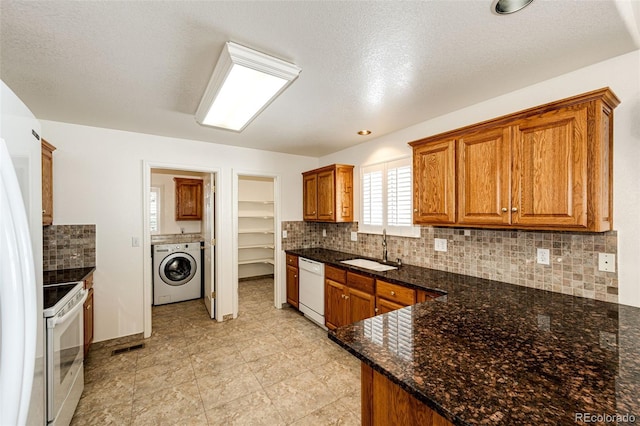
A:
[512, 106, 588, 228]
[376, 297, 406, 315]
[41, 140, 55, 226]
[347, 287, 375, 324]
[303, 173, 318, 220]
[413, 139, 456, 224]
[325, 279, 346, 330]
[317, 169, 335, 221]
[286, 265, 299, 309]
[175, 178, 203, 220]
[84, 288, 94, 357]
[458, 127, 512, 225]
[335, 166, 354, 222]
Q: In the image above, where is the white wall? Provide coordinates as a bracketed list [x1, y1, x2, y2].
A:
[41, 121, 318, 342]
[150, 169, 204, 235]
[321, 50, 640, 308]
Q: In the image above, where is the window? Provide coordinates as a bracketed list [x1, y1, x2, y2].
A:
[150, 186, 161, 234]
[360, 157, 420, 237]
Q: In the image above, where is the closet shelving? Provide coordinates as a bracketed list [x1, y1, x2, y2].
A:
[238, 194, 275, 278]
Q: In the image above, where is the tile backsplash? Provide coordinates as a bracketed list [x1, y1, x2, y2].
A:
[281, 221, 618, 303]
[43, 225, 96, 271]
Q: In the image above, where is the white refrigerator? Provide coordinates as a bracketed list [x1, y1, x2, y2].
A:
[0, 80, 45, 425]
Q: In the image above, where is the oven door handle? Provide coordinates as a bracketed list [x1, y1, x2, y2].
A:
[49, 290, 88, 328]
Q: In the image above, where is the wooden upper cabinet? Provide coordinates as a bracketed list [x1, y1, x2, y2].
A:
[512, 106, 588, 228]
[41, 139, 56, 226]
[302, 164, 354, 222]
[410, 87, 619, 232]
[303, 173, 318, 220]
[413, 139, 456, 224]
[174, 178, 203, 220]
[457, 127, 511, 226]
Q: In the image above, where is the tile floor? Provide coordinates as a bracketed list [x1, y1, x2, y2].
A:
[71, 277, 361, 425]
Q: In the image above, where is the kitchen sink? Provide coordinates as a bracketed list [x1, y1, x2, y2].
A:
[340, 258, 398, 271]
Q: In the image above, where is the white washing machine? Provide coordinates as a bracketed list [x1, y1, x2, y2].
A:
[153, 242, 202, 305]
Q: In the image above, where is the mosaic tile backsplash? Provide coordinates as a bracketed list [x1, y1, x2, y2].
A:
[281, 221, 618, 303]
[43, 225, 96, 271]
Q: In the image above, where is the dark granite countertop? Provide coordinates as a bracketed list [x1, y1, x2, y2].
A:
[286, 248, 640, 425]
[43, 266, 96, 286]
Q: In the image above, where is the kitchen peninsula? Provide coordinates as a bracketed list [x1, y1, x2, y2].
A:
[286, 248, 640, 425]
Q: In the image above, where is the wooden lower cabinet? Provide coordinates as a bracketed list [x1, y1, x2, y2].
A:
[83, 287, 94, 357]
[325, 268, 375, 330]
[286, 254, 299, 309]
[362, 363, 453, 426]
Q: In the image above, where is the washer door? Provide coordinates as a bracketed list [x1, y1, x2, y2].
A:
[159, 252, 197, 286]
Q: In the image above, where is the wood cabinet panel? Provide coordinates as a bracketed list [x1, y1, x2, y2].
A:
[325, 265, 346, 283]
[286, 264, 299, 309]
[512, 106, 588, 228]
[457, 127, 511, 225]
[347, 272, 374, 294]
[302, 164, 354, 222]
[174, 178, 203, 220]
[376, 297, 406, 315]
[303, 173, 318, 220]
[417, 289, 443, 303]
[347, 287, 375, 324]
[362, 363, 453, 426]
[286, 254, 298, 267]
[376, 280, 416, 306]
[41, 139, 56, 226]
[84, 287, 94, 357]
[325, 278, 347, 330]
[413, 139, 456, 224]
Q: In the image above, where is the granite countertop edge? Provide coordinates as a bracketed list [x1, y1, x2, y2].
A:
[43, 266, 96, 286]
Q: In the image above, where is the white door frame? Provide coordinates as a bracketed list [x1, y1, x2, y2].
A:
[142, 161, 220, 338]
[232, 169, 282, 316]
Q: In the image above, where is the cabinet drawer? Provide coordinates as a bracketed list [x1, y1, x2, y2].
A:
[325, 265, 346, 284]
[347, 272, 374, 295]
[286, 254, 298, 267]
[376, 280, 415, 305]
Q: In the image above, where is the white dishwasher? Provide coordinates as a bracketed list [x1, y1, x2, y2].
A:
[298, 257, 326, 329]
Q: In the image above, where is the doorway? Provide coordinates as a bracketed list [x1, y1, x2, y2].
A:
[237, 175, 276, 316]
[143, 164, 218, 338]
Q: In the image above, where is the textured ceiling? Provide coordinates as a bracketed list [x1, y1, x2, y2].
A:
[1, 1, 639, 157]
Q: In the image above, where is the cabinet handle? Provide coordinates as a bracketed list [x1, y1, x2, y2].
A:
[345, 295, 349, 300]
[329, 211, 332, 214]
[294, 275, 297, 278]
[375, 308, 379, 313]
[414, 208, 418, 212]
[511, 207, 518, 212]
[42, 210, 46, 214]
[501, 207, 507, 212]
[390, 291, 396, 296]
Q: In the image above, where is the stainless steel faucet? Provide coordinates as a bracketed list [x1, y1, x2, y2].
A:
[382, 228, 388, 263]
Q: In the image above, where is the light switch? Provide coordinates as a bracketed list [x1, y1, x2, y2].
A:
[282, 230, 288, 239]
[322, 229, 327, 237]
[132, 237, 140, 247]
[350, 231, 358, 242]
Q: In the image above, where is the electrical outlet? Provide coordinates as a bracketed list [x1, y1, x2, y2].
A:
[537, 314, 551, 331]
[599, 331, 617, 351]
[132, 237, 140, 247]
[598, 253, 615, 272]
[434, 238, 447, 252]
[350, 231, 358, 242]
[322, 229, 327, 237]
[537, 248, 550, 265]
[282, 230, 287, 239]
[464, 229, 471, 237]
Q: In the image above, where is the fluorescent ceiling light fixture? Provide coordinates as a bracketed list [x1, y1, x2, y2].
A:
[195, 42, 301, 132]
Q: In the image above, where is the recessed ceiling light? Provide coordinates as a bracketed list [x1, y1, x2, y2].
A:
[195, 42, 301, 132]
[494, 0, 534, 14]
[358, 130, 372, 136]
